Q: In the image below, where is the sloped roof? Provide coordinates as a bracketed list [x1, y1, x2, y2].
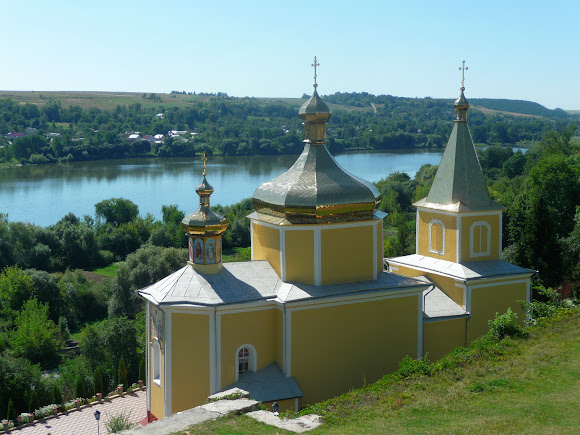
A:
[252, 143, 380, 223]
[420, 121, 502, 211]
[387, 254, 535, 281]
[222, 362, 302, 402]
[138, 261, 428, 307]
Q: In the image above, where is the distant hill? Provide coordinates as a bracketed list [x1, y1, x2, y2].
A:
[469, 99, 570, 120]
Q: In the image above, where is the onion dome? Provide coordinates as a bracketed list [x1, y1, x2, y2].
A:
[454, 89, 469, 122]
[252, 57, 379, 224]
[181, 158, 228, 235]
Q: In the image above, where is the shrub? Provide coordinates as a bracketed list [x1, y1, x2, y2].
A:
[28, 391, 39, 414]
[488, 308, 528, 340]
[138, 357, 145, 385]
[397, 355, 432, 378]
[105, 410, 134, 433]
[6, 398, 15, 421]
[52, 385, 63, 407]
[94, 368, 103, 395]
[118, 357, 128, 389]
[74, 375, 85, 399]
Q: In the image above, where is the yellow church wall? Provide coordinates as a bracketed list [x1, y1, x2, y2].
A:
[376, 220, 384, 275]
[149, 339, 164, 420]
[285, 230, 315, 284]
[417, 210, 457, 262]
[424, 318, 466, 361]
[220, 309, 278, 389]
[320, 225, 374, 285]
[252, 223, 281, 276]
[461, 214, 500, 261]
[468, 281, 527, 342]
[275, 309, 284, 371]
[291, 295, 419, 405]
[389, 265, 465, 309]
[171, 313, 210, 413]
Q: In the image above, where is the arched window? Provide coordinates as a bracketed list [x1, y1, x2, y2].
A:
[429, 220, 445, 255]
[235, 344, 257, 381]
[152, 338, 161, 386]
[470, 221, 491, 257]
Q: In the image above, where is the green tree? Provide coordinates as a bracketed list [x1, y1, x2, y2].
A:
[74, 375, 84, 399]
[95, 198, 139, 227]
[94, 368, 103, 395]
[9, 298, 62, 365]
[6, 398, 15, 421]
[118, 357, 128, 388]
[28, 390, 39, 414]
[0, 266, 34, 314]
[52, 384, 63, 407]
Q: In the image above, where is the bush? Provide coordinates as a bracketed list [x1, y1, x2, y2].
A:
[94, 368, 103, 395]
[105, 410, 134, 433]
[52, 384, 63, 407]
[28, 391, 39, 414]
[488, 308, 528, 340]
[118, 357, 128, 389]
[6, 398, 15, 421]
[397, 355, 432, 378]
[74, 375, 85, 399]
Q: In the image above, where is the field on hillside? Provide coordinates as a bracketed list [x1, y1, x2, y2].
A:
[0, 90, 368, 113]
[177, 310, 580, 434]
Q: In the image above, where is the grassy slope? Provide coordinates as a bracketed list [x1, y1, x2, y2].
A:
[1, 91, 565, 118]
[176, 311, 579, 434]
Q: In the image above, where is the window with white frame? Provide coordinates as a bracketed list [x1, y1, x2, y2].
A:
[429, 219, 445, 255]
[235, 344, 257, 380]
[470, 221, 491, 257]
[152, 339, 161, 386]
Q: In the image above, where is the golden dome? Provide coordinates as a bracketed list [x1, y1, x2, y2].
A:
[253, 70, 379, 224]
[182, 162, 228, 235]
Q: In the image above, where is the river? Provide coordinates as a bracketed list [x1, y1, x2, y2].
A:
[0, 149, 455, 226]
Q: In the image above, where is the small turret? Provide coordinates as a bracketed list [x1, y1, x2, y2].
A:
[181, 155, 228, 274]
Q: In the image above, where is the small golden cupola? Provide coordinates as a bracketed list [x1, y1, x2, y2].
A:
[249, 58, 385, 286]
[181, 155, 228, 274]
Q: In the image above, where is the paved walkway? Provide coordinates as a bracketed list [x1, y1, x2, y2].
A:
[10, 390, 147, 435]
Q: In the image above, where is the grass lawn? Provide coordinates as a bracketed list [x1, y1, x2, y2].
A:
[175, 310, 579, 434]
[222, 247, 251, 263]
[91, 262, 122, 277]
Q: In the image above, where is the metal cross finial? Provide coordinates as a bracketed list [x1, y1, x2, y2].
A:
[459, 60, 468, 90]
[312, 56, 320, 88]
[201, 153, 207, 176]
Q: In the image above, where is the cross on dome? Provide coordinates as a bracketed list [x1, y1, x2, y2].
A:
[311, 56, 320, 88]
[201, 153, 207, 176]
[459, 60, 468, 91]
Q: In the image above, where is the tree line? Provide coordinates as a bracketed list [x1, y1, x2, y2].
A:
[0, 92, 574, 165]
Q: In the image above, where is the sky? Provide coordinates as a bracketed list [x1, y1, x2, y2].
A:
[1, 1, 578, 110]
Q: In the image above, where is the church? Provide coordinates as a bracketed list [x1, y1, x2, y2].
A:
[138, 62, 534, 421]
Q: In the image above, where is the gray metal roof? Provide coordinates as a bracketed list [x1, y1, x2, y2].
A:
[421, 115, 502, 212]
[387, 254, 535, 281]
[423, 287, 467, 319]
[252, 143, 380, 223]
[138, 261, 429, 308]
[222, 362, 303, 402]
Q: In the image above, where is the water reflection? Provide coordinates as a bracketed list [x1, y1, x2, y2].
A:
[0, 150, 444, 226]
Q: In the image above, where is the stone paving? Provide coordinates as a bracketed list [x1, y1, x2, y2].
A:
[9, 390, 146, 435]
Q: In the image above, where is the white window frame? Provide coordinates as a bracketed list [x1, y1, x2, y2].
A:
[428, 219, 445, 255]
[152, 338, 161, 386]
[470, 221, 491, 257]
[235, 344, 257, 381]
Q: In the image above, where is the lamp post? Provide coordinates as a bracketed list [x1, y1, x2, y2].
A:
[94, 410, 101, 435]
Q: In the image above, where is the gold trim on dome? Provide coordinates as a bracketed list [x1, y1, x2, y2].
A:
[183, 220, 228, 235]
